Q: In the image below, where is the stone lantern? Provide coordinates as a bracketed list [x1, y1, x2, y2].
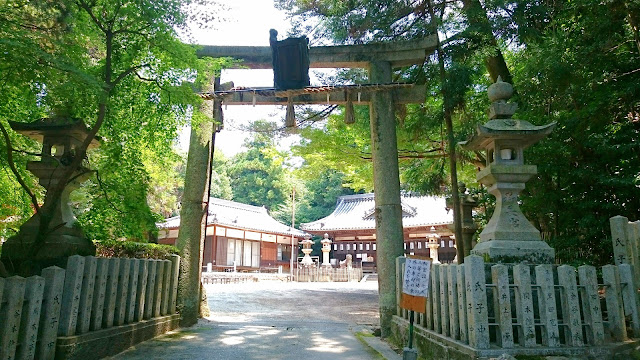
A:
[460, 77, 555, 263]
[2, 117, 98, 265]
[426, 226, 441, 264]
[320, 233, 332, 267]
[300, 234, 314, 267]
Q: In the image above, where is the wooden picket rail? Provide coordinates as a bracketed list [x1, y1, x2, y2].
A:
[0, 254, 180, 360]
[296, 266, 362, 282]
[396, 255, 640, 353]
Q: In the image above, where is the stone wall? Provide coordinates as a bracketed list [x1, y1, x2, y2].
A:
[392, 255, 640, 359]
[0, 254, 181, 360]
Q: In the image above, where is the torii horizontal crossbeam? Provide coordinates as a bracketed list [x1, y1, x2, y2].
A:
[201, 83, 426, 105]
[196, 36, 437, 69]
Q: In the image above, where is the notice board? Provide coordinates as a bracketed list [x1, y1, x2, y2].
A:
[400, 255, 432, 312]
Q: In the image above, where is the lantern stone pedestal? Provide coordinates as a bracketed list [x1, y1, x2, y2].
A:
[1, 117, 97, 270]
[460, 78, 555, 263]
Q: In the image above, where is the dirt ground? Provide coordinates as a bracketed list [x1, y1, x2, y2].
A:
[113, 280, 384, 360]
[204, 280, 380, 327]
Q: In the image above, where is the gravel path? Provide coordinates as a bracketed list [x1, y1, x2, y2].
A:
[112, 281, 382, 360]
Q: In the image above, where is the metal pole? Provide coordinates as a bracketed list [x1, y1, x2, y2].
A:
[290, 187, 296, 280]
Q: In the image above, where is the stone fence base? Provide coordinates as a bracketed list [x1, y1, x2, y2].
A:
[55, 314, 180, 360]
[391, 316, 639, 360]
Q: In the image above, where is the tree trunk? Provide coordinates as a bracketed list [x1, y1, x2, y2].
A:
[369, 60, 405, 338]
[461, 0, 513, 84]
[175, 79, 215, 327]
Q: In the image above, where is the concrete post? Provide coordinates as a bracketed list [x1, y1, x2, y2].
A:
[38, 266, 65, 360]
[59, 255, 85, 336]
[0, 276, 26, 359]
[114, 258, 131, 326]
[90, 257, 108, 331]
[491, 264, 513, 348]
[369, 59, 405, 338]
[534, 264, 559, 347]
[513, 264, 536, 347]
[578, 265, 604, 345]
[77, 256, 97, 334]
[103, 257, 120, 328]
[602, 265, 626, 341]
[557, 265, 584, 346]
[125, 259, 140, 324]
[17, 275, 44, 360]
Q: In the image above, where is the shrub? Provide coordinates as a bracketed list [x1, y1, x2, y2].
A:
[95, 240, 178, 260]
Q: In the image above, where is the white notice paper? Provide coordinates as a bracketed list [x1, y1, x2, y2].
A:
[402, 258, 432, 297]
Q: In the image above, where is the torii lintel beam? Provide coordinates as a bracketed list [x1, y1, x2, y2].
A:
[196, 36, 438, 69]
[212, 85, 426, 106]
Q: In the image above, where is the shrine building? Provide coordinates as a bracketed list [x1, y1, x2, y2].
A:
[157, 197, 306, 272]
[300, 193, 455, 268]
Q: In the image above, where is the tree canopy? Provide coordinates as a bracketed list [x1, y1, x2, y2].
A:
[277, 0, 640, 265]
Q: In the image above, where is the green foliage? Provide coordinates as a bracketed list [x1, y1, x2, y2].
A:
[0, 0, 225, 246]
[277, 0, 640, 267]
[228, 120, 292, 211]
[95, 239, 178, 260]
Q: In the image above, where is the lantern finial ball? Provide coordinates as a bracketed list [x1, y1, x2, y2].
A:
[487, 76, 514, 103]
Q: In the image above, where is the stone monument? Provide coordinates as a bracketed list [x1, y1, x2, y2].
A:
[320, 233, 332, 267]
[2, 117, 98, 266]
[460, 77, 555, 263]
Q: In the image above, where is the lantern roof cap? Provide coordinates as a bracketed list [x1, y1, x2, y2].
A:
[459, 119, 555, 151]
[9, 117, 100, 148]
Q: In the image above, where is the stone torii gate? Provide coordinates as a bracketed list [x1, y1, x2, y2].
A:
[190, 36, 437, 336]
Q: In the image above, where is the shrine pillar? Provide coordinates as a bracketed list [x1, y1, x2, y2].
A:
[369, 60, 405, 338]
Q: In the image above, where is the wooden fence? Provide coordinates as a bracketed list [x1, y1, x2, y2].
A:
[0, 254, 180, 360]
[296, 266, 362, 282]
[396, 255, 640, 352]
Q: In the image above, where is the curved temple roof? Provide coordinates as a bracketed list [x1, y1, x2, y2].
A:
[158, 197, 307, 237]
[301, 193, 453, 232]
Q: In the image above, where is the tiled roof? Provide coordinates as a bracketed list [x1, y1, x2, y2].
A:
[158, 198, 307, 237]
[300, 193, 453, 232]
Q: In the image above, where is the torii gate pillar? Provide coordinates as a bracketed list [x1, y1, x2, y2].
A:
[368, 60, 405, 337]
